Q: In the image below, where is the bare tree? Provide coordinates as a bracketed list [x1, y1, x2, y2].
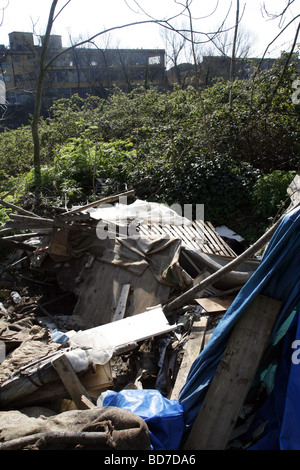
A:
[213, 24, 255, 60]
[30, 0, 186, 191]
[161, 25, 188, 87]
[32, 0, 60, 190]
[249, 3, 300, 105]
[229, 0, 240, 108]
[261, 0, 297, 25]
[30, 0, 299, 191]
[0, 0, 8, 27]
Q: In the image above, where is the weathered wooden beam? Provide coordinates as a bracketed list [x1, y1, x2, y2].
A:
[9, 214, 53, 224]
[51, 354, 93, 410]
[112, 284, 131, 322]
[0, 198, 40, 218]
[170, 316, 208, 400]
[0, 237, 37, 252]
[61, 189, 135, 216]
[184, 295, 282, 450]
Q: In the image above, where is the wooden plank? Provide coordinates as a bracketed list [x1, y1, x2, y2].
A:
[81, 363, 113, 391]
[0, 198, 40, 218]
[112, 284, 131, 321]
[80, 394, 96, 409]
[48, 227, 70, 258]
[70, 306, 176, 354]
[184, 295, 282, 450]
[171, 224, 200, 251]
[207, 221, 237, 257]
[170, 316, 208, 400]
[51, 354, 94, 410]
[182, 224, 205, 251]
[195, 295, 235, 313]
[61, 190, 135, 216]
[203, 329, 214, 348]
[194, 220, 236, 257]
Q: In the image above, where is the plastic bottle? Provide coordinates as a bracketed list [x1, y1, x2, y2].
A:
[10, 291, 22, 304]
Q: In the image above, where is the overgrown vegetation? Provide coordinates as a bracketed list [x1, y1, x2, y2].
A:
[0, 56, 299, 242]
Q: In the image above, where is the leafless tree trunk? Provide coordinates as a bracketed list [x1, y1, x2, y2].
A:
[161, 26, 187, 87]
[30, 0, 186, 192]
[31, 0, 59, 192]
[229, 0, 240, 109]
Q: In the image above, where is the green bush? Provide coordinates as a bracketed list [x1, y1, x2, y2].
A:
[0, 55, 299, 240]
[251, 170, 296, 225]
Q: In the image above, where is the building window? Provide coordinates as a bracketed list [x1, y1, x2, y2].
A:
[50, 71, 69, 83]
[69, 70, 87, 82]
[149, 56, 161, 65]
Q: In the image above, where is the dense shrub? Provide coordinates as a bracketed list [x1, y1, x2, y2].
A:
[0, 56, 298, 241]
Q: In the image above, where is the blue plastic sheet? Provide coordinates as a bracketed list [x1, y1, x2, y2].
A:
[102, 389, 184, 450]
[51, 329, 69, 344]
[178, 205, 300, 449]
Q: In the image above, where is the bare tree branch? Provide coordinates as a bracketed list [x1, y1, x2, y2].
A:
[53, 0, 72, 22]
[250, 14, 300, 107]
[266, 21, 300, 109]
[31, 0, 59, 191]
[262, 0, 296, 22]
[252, 14, 300, 85]
[0, 0, 9, 28]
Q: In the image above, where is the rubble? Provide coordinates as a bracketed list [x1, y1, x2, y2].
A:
[0, 190, 266, 450]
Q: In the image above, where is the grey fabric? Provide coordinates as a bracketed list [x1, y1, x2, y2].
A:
[0, 406, 151, 450]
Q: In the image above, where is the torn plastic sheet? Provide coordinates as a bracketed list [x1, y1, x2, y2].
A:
[84, 199, 193, 226]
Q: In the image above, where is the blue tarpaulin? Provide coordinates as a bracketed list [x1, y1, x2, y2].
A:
[178, 205, 300, 449]
[101, 389, 184, 450]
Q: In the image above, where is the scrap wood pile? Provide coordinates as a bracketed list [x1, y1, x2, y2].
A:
[0, 186, 281, 450]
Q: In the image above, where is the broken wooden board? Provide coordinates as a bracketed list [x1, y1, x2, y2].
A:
[61, 190, 135, 216]
[48, 228, 70, 258]
[170, 316, 208, 400]
[70, 306, 176, 362]
[81, 363, 113, 392]
[5, 363, 113, 409]
[195, 295, 235, 313]
[51, 354, 94, 410]
[112, 284, 131, 321]
[184, 295, 282, 450]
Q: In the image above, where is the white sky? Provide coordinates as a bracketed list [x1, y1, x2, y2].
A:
[0, 0, 299, 59]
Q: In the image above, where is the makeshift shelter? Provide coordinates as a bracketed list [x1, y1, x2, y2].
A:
[179, 204, 300, 450]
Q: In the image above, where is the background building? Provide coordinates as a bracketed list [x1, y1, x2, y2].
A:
[0, 31, 166, 111]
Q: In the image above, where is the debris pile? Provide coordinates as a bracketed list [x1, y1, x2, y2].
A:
[0, 186, 279, 450]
